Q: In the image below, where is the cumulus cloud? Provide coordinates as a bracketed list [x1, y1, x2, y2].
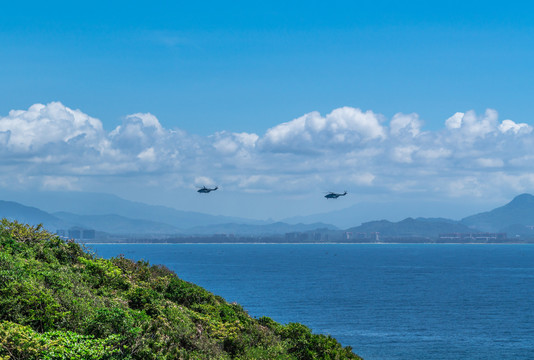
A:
[445, 112, 464, 130]
[391, 145, 419, 163]
[0, 102, 105, 153]
[259, 107, 386, 153]
[499, 119, 532, 134]
[212, 131, 258, 155]
[389, 113, 422, 137]
[110, 113, 165, 154]
[1, 102, 534, 204]
[445, 109, 498, 139]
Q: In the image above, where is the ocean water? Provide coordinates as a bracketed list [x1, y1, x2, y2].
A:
[88, 244, 534, 360]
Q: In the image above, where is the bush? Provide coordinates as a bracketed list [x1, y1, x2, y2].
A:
[0, 321, 45, 360]
[0, 321, 120, 360]
[164, 277, 217, 307]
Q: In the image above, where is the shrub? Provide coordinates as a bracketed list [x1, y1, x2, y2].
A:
[0, 320, 45, 360]
[78, 257, 128, 290]
[165, 277, 217, 307]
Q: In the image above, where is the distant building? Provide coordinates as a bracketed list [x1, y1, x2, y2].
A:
[68, 228, 82, 239]
[82, 229, 95, 239]
[438, 232, 507, 242]
[285, 232, 309, 242]
[345, 232, 380, 242]
[57, 227, 96, 240]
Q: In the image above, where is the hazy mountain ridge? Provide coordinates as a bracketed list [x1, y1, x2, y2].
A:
[2, 193, 534, 240]
[347, 217, 477, 238]
[0, 197, 337, 237]
[53, 212, 182, 234]
[0, 200, 67, 230]
[185, 221, 338, 235]
[461, 193, 534, 232]
[0, 191, 265, 228]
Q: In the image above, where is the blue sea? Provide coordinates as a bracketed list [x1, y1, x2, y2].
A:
[88, 244, 534, 360]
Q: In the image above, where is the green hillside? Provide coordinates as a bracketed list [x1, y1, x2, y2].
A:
[0, 219, 361, 360]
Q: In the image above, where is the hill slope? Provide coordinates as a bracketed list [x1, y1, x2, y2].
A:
[185, 222, 337, 235]
[0, 200, 67, 230]
[461, 193, 534, 232]
[0, 198, 338, 237]
[53, 212, 182, 235]
[347, 217, 476, 238]
[0, 219, 361, 359]
[2, 191, 265, 229]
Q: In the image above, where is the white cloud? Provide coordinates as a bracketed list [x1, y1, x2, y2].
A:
[476, 157, 504, 168]
[0, 102, 105, 153]
[445, 112, 464, 130]
[445, 109, 498, 139]
[391, 145, 419, 163]
[138, 147, 157, 162]
[417, 148, 452, 160]
[110, 112, 165, 152]
[260, 107, 386, 153]
[447, 177, 484, 197]
[194, 176, 216, 187]
[212, 131, 258, 155]
[499, 119, 532, 134]
[326, 107, 386, 140]
[349, 173, 375, 186]
[390, 113, 422, 137]
[2, 102, 534, 210]
[42, 176, 79, 191]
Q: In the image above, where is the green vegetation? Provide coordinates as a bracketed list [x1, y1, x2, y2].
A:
[0, 219, 362, 359]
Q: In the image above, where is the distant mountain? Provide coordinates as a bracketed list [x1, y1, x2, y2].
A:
[499, 224, 534, 238]
[53, 212, 182, 235]
[3, 193, 534, 240]
[461, 193, 534, 232]
[347, 217, 476, 238]
[0, 191, 265, 228]
[283, 204, 380, 229]
[0, 200, 66, 230]
[282, 198, 487, 229]
[0, 198, 337, 237]
[184, 222, 337, 235]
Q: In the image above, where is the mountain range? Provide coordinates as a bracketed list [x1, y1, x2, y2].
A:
[461, 193, 534, 232]
[346, 217, 475, 238]
[2, 192, 534, 240]
[0, 195, 337, 238]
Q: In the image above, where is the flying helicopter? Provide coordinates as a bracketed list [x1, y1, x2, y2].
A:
[324, 191, 347, 199]
[197, 186, 218, 193]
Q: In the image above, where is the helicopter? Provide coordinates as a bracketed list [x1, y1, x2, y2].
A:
[197, 186, 218, 193]
[324, 191, 347, 199]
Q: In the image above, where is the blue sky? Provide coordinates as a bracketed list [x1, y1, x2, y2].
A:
[3, 1, 534, 134]
[1, 1, 534, 222]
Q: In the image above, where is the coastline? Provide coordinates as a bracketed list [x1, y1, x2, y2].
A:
[84, 241, 534, 245]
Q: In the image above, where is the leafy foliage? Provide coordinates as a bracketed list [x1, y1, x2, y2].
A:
[0, 219, 362, 359]
[0, 321, 119, 360]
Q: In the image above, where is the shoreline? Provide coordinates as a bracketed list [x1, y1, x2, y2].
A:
[84, 241, 534, 245]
